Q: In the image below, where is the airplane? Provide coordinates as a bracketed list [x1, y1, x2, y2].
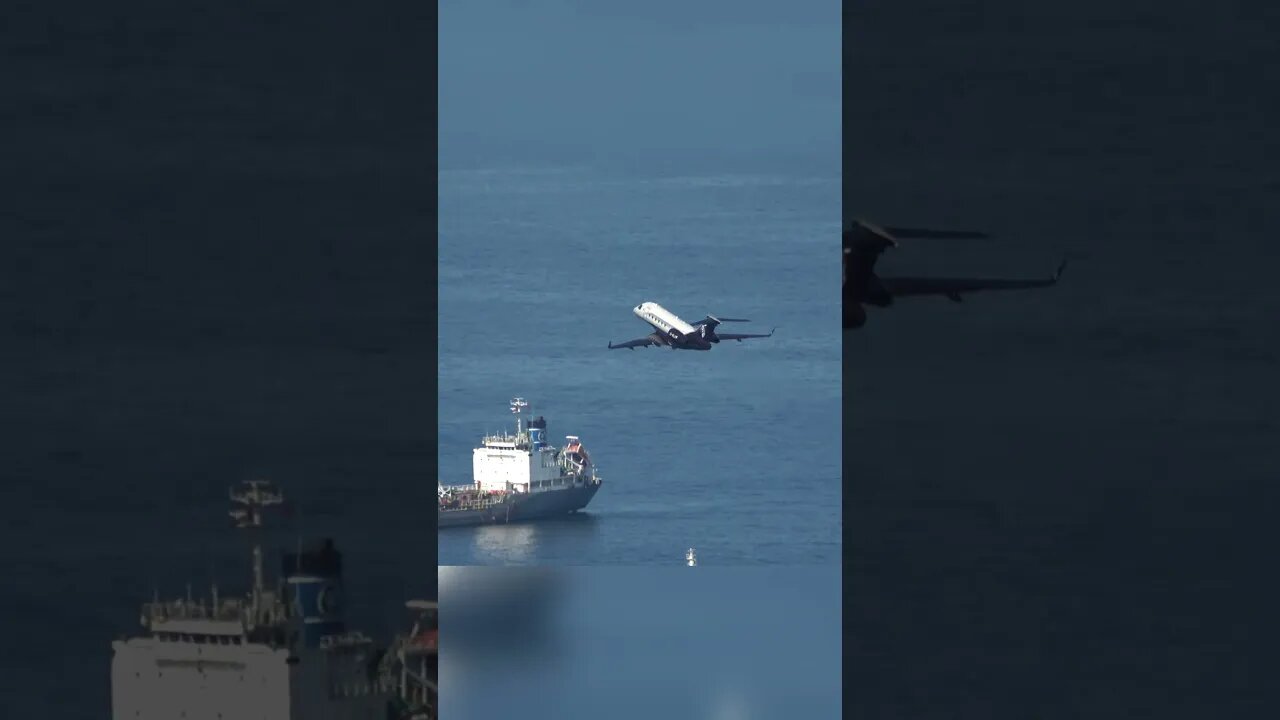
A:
[844, 219, 1067, 329]
[608, 302, 775, 351]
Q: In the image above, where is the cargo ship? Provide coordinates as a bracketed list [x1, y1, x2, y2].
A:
[438, 397, 603, 528]
[110, 479, 440, 719]
[109, 480, 397, 719]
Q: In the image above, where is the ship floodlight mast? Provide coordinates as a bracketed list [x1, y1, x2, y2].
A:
[510, 397, 528, 436]
[229, 479, 284, 623]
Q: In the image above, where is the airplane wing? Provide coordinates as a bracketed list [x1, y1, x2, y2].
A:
[715, 328, 776, 342]
[880, 259, 1067, 302]
[608, 335, 661, 350]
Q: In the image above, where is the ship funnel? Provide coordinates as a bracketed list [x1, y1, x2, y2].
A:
[528, 416, 547, 450]
[529, 426, 545, 449]
[283, 538, 346, 648]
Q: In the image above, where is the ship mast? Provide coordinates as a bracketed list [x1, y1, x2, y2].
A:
[229, 479, 284, 623]
[510, 397, 528, 438]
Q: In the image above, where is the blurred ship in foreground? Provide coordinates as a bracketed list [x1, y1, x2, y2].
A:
[110, 480, 436, 720]
[387, 600, 438, 720]
[439, 397, 603, 528]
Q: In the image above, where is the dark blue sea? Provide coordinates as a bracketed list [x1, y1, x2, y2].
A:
[437, 161, 842, 565]
[847, 1, 1280, 716]
[2, 3, 436, 716]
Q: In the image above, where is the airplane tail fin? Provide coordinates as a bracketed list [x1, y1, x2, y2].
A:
[700, 315, 753, 342]
[705, 315, 750, 325]
[847, 220, 990, 284]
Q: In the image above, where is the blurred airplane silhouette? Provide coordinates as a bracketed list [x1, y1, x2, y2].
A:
[844, 219, 1066, 329]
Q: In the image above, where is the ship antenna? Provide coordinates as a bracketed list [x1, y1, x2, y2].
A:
[229, 478, 284, 623]
[206, 555, 215, 612]
[296, 502, 304, 569]
[511, 397, 528, 437]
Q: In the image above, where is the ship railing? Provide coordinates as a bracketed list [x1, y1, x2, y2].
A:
[440, 494, 505, 507]
[439, 490, 509, 511]
[524, 473, 601, 491]
[142, 598, 247, 623]
[330, 677, 393, 699]
[319, 631, 374, 650]
[446, 499, 504, 511]
[480, 431, 526, 446]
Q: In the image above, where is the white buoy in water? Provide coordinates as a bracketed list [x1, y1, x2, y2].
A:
[686, 547, 697, 567]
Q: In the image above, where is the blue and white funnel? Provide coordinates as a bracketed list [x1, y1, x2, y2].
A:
[527, 414, 548, 450]
[283, 538, 345, 647]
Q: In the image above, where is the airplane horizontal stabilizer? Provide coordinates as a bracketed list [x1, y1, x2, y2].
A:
[881, 226, 990, 239]
[693, 314, 751, 327]
[716, 328, 776, 342]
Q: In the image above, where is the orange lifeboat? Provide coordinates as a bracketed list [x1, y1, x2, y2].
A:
[564, 438, 591, 468]
[409, 629, 438, 651]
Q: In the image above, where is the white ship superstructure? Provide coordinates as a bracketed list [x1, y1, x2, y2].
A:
[110, 480, 395, 720]
[471, 397, 597, 494]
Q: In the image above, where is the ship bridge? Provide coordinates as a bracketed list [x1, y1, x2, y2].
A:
[472, 398, 596, 495]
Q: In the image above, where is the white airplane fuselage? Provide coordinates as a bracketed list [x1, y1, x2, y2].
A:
[633, 302, 711, 350]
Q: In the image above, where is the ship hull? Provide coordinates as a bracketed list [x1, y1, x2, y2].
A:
[439, 483, 600, 529]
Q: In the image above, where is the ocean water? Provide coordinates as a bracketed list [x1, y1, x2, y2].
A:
[2, 3, 436, 716]
[846, 1, 1280, 715]
[440, 565, 842, 720]
[438, 162, 842, 565]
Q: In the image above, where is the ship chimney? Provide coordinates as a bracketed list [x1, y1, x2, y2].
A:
[528, 415, 547, 450]
[283, 538, 346, 648]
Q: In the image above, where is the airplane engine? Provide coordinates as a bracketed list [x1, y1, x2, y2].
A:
[699, 325, 720, 343]
[844, 304, 867, 329]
